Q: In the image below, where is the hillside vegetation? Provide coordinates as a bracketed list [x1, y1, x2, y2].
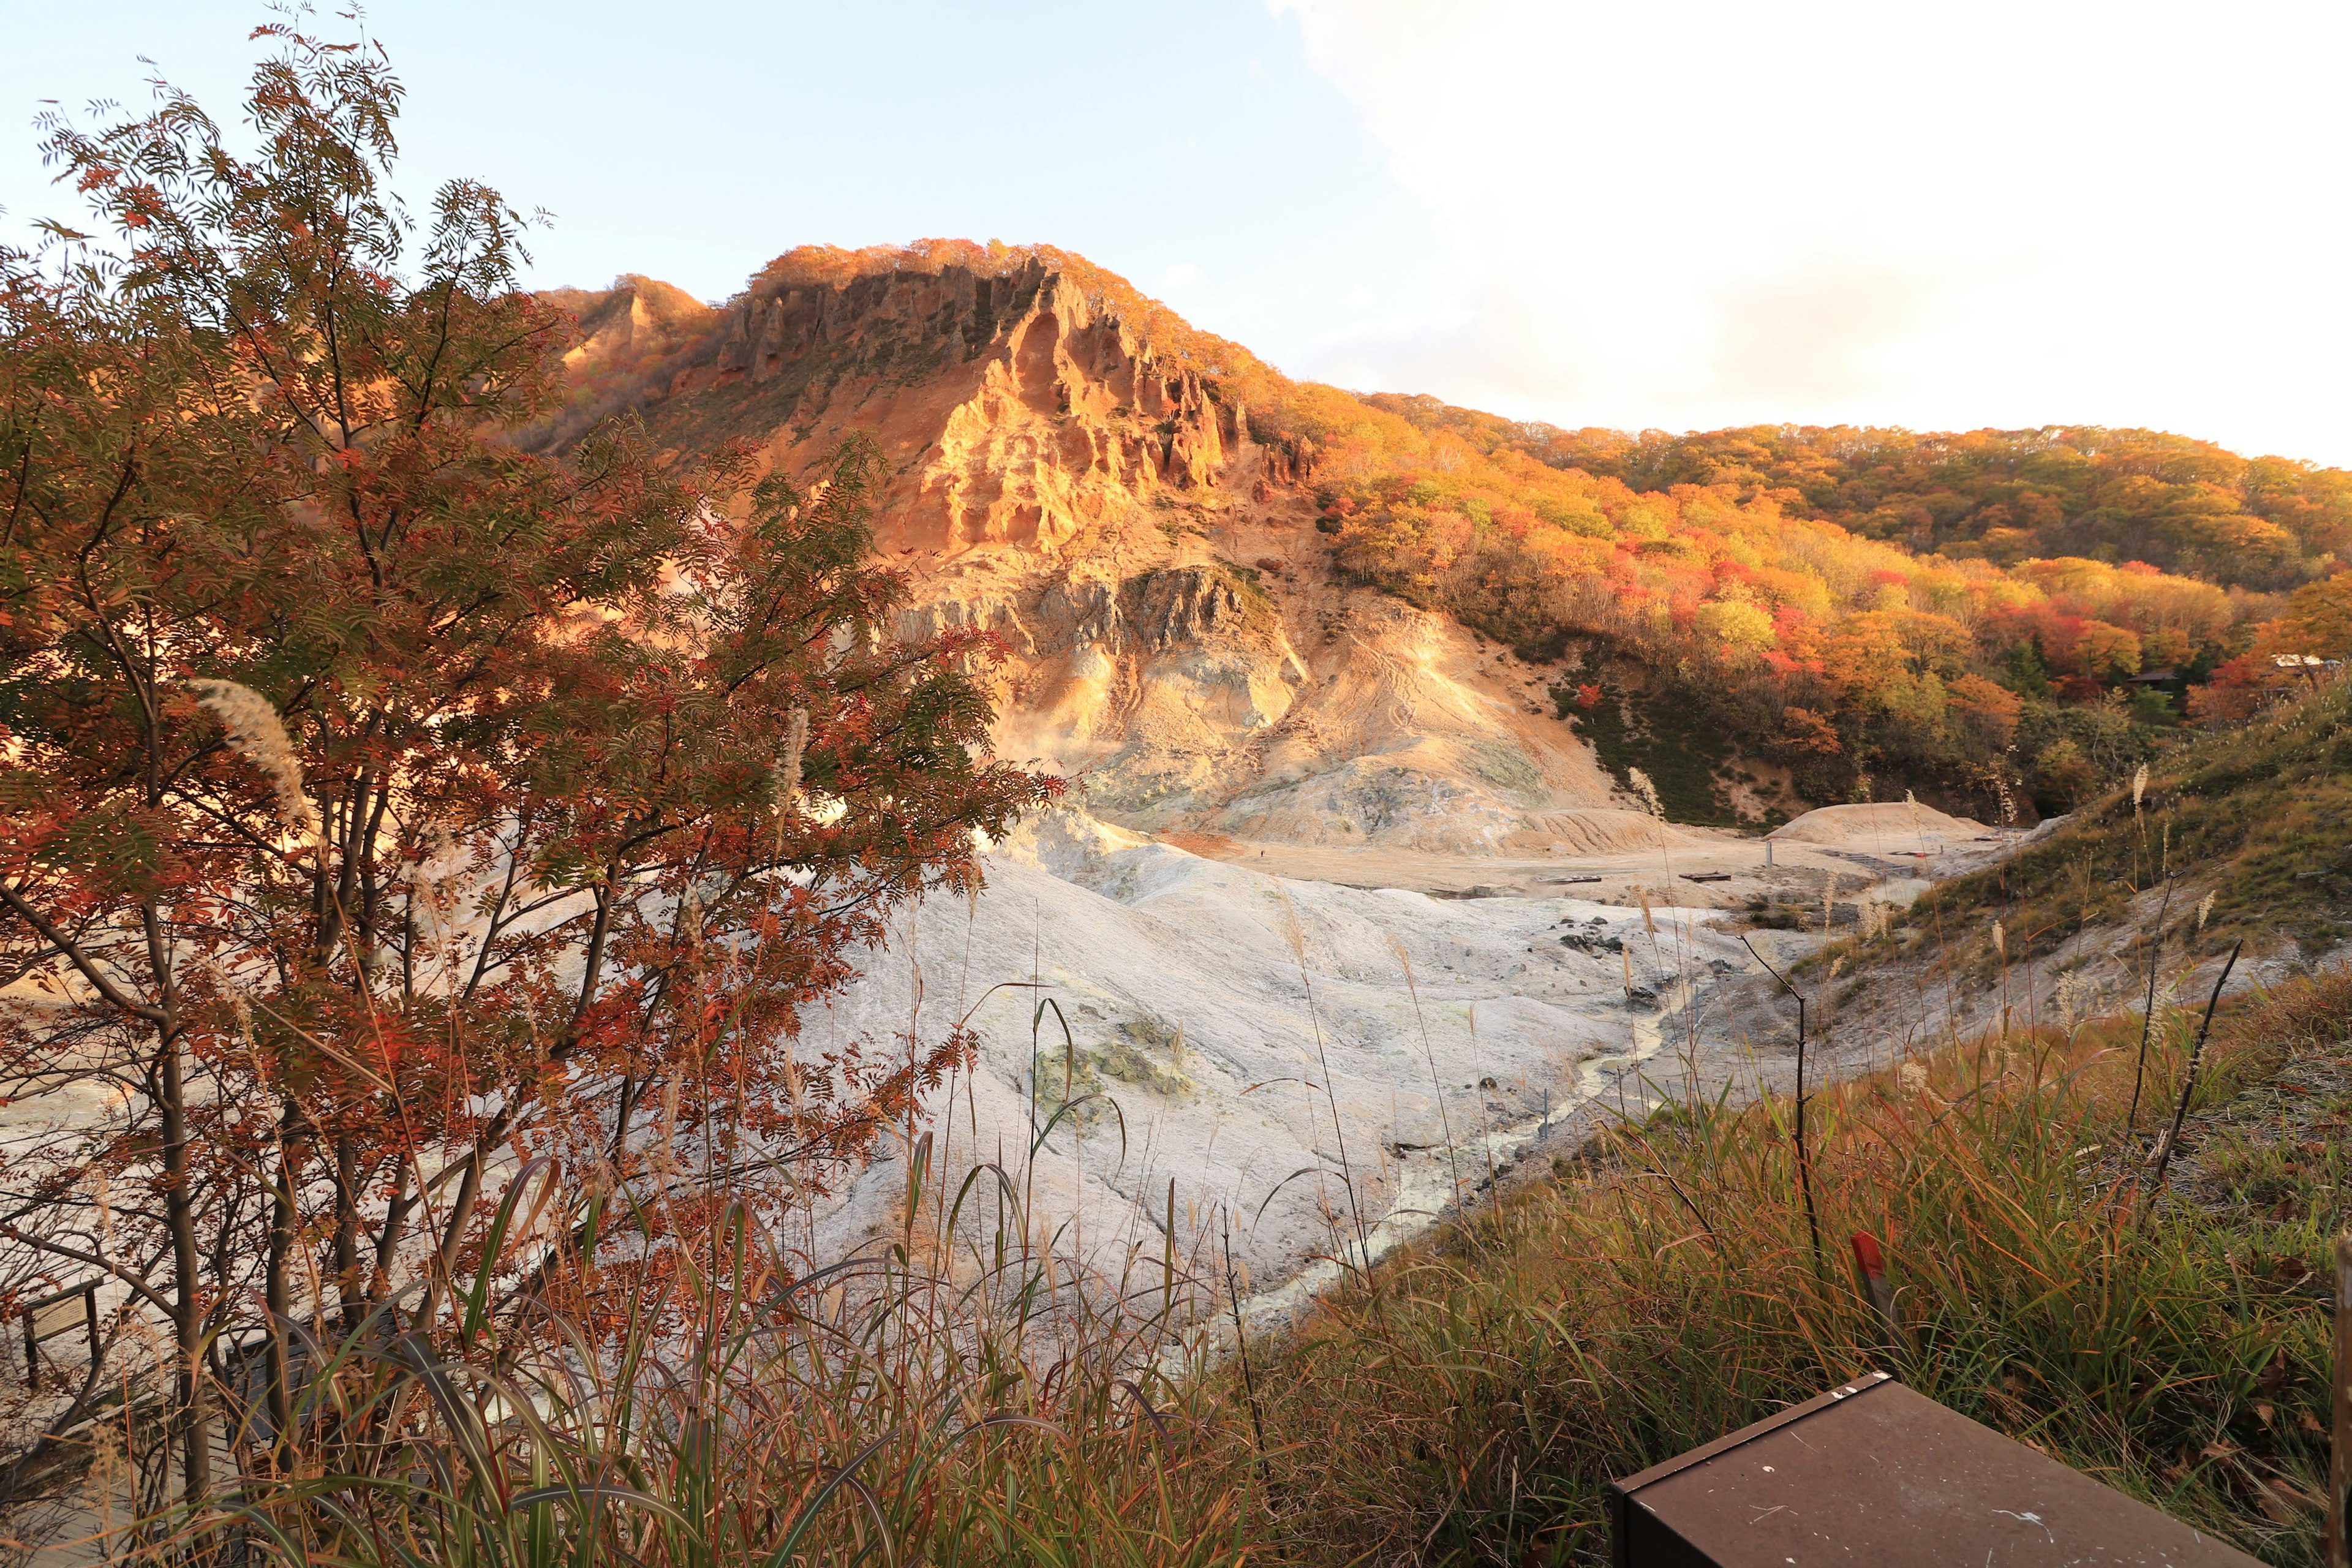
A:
[1378, 407, 2350, 592]
[557, 240, 2352, 825]
[1252, 398, 2328, 821]
[1887, 670, 2352, 981]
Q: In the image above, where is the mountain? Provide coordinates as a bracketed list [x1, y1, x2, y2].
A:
[538, 241, 2316, 843]
[1498, 417, 2350, 592]
[540, 243, 1659, 859]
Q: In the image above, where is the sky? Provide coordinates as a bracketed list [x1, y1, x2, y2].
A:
[5, 1, 2350, 465]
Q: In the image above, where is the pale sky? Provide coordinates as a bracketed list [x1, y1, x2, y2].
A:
[7, 2, 2350, 464]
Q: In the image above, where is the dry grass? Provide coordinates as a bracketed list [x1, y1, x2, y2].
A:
[51, 953, 2350, 1568]
[1223, 967, 2350, 1565]
[74, 1124, 1255, 1568]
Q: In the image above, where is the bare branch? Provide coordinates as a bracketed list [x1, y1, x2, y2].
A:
[0, 880, 165, 1023]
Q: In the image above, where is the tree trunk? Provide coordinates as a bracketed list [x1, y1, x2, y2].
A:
[158, 1028, 211, 1506]
[334, 1134, 363, 1336]
[263, 1102, 306, 1464]
[370, 1163, 413, 1306]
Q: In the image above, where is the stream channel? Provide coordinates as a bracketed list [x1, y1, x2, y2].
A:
[1225, 992, 1689, 1334]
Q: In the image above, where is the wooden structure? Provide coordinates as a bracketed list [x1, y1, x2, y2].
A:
[21, 1279, 100, 1388]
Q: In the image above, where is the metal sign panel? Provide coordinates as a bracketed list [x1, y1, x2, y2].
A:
[1610, 1374, 2261, 1567]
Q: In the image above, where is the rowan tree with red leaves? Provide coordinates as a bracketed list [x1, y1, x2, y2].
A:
[0, 27, 1049, 1506]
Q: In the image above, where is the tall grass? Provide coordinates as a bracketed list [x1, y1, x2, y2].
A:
[90, 1121, 1254, 1567]
[40, 967, 2348, 1568]
[1225, 968, 2350, 1566]
[303, 1258, 1234, 1568]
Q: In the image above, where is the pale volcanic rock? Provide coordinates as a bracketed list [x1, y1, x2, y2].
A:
[797, 806, 1740, 1300]
[542, 248, 2010, 1303]
[1764, 800, 1986, 848]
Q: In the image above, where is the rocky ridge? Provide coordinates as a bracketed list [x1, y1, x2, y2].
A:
[545, 246, 1634, 858]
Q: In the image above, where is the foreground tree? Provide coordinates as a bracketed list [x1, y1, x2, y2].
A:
[0, 25, 1047, 1507]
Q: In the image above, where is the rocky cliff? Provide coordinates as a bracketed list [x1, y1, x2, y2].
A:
[547, 244, 1638, 856]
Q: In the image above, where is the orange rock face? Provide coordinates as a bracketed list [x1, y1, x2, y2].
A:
[556, 254, 1266, 556]
[540, 245, 1632, 853]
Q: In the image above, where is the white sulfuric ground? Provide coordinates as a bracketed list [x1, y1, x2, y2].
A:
[801, 807, 1791, 1313]
[0, 799, 2007, 1566]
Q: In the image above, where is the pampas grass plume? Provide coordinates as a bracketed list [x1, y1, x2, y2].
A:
[191, 679, 322, 847]
[1276, 885, 1310, 965]
[1626, 767, 1664, 820]
[770, 706, 809, 856]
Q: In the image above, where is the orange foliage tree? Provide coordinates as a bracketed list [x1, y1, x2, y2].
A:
[0, 31, 1047, 1503]
[2256, 570, 2352, 660]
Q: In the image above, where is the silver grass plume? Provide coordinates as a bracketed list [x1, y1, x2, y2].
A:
[190, 679, 323, 846]
[2055, 969, 2087, 1028]
[1276, 885, 1310, 964]
[2132, 763, 2148, 812]
[2196, 891, 2215, 932]
[1626, 767, 1664, 819]
[656, 1077, 682, 1174]
[770, 706, 809, 858]
[420, 822, 462, 911]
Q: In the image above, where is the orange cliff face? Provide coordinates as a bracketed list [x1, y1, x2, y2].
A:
[548, 251, 1298, 554]
[536, 244, 1631, 855]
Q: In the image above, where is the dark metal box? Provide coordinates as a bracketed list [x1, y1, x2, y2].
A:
[1607, 1372, 2260, 1566]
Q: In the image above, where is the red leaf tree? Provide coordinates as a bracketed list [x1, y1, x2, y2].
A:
[0, 26, 1050, 1503]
